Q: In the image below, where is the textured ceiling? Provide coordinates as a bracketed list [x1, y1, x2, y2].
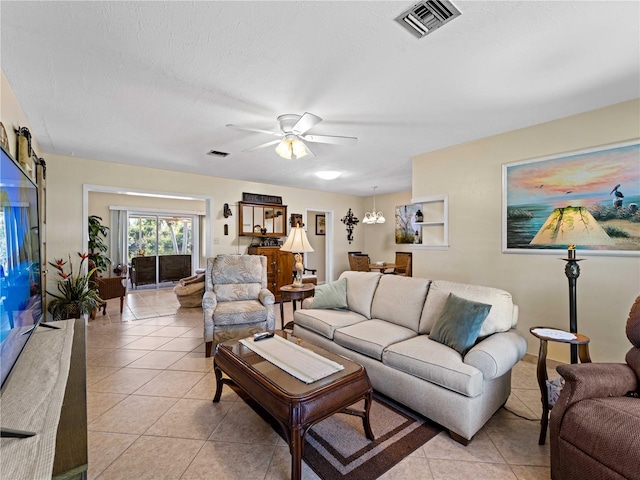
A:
[1, 1, 639, 196]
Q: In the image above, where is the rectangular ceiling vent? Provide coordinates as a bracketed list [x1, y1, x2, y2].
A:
[207, 150, 229, 157]
[396, 1, 461, 39]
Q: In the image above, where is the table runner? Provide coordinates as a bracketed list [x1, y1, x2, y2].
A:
[240, 334, 344, 383]
[0, 320, 75, 480]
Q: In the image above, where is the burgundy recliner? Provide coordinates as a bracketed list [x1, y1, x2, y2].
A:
[550, 295, 640, 480]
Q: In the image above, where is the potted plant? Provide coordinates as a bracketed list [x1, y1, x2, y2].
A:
[88, 215, 111, 273]
[47, 253, 103, 321]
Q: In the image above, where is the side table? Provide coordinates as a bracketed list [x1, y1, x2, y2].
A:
[279, 283, 315, 330]
[529, 326, 591, 445]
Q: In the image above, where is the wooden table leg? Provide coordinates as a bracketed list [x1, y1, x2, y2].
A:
[280, 294, 285, 330]
[578, 344, 591, 363]
[536, 339, 549, 445]
[290, 425, 303, 480]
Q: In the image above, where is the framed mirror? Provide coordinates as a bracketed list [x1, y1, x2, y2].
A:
[239, 202, 287, 237]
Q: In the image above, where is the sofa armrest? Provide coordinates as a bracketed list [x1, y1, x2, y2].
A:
[202, 290, 217, 317]
[464, 329, 527, 379]
[555, 363, 638, 409]
[259, 288, 275, 306]
[302, 297, 314, 309]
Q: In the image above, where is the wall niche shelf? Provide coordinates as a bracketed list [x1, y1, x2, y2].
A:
[411, 195, 449, 250]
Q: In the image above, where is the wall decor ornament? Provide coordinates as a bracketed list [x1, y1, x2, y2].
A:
[341, 208, 359, 244]
[395, 204, 421, 244]
[316, 214, 326, 235]
[503, 139, 640, 256]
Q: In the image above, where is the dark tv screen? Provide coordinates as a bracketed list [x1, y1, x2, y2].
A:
[0, 145, 43, 389]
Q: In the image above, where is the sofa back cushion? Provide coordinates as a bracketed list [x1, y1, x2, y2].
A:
[338, 271, 382, 319]
[371, 275, 430, 331]
[419, 280, 514, 337]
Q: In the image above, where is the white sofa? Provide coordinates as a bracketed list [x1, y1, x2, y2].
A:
[292, 271, 527, 444]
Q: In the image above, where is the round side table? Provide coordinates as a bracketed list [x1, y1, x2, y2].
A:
[279, 283, 315, 330]
[529, 326, 591, 445]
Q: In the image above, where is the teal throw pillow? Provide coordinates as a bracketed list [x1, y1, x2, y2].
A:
[311, 277, 348, 310]
[429, 293, 492, 356]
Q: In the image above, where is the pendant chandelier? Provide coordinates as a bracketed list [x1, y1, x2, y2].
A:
[363, 186, 385, 224]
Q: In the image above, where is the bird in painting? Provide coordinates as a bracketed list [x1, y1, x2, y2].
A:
[610, 184, 624, 198]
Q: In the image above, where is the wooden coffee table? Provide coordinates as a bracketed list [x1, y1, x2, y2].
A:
[213, 331, 374, 480]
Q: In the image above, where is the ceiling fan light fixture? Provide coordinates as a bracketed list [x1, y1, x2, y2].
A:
[275, 136, 308, 160]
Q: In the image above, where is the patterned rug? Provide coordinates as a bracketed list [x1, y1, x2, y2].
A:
[241, 390, 442, 480]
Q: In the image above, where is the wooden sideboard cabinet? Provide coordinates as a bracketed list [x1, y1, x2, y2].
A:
[248, 246, 293, 302]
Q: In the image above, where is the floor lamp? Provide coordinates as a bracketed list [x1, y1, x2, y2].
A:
[530, 206, 613, 363]
[280, 223, 314, 287]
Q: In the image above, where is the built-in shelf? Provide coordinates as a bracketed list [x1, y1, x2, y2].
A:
[410, 195, 449, 249]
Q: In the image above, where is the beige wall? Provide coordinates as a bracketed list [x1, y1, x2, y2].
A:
[411, 99, 640, 363]
[306, 211, 327, 283]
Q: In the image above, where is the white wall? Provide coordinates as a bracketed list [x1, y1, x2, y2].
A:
[412, 99, 640, 363]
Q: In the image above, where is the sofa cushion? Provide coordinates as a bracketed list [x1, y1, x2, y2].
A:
[419, 280, 514, 337]
[429, 293, 492, 355]
[294, 309, 368, 340]
[370, 275, 430, 331]
[333, 319, 417, 361]
[312, 277, 348, 310]
[214, 299, 267, 326]
[338, 271, 382, 319]
[214, 283, 261, 302]
[383, 336, 484, 397]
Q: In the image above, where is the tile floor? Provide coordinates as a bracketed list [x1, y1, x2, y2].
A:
[86, 288, 554, 480]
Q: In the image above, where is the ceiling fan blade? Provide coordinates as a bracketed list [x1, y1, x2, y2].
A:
[292, 112, 322, 135]
[226, 124, 282, 137]
[243, 139, 281, 152]
[302, 141, 315, 158]
[301, 134, 358, 146]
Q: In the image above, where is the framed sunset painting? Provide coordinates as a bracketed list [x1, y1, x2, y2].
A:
[502, 140, 640, 256]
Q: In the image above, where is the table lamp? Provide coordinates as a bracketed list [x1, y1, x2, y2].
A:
[530, 206, 613, 363]
[280, 223, 314, 287]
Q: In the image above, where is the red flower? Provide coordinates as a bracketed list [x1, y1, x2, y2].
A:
[54, 258, 66, 267]
[59, 272, 70, 279]
[78, 252, 89, 260]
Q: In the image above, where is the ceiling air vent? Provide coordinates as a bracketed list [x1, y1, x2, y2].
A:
[207, 150, 229, 157]
[395, 1, 461, 39]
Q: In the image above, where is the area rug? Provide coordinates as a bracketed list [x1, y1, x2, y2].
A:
[240, 389, 442, 480]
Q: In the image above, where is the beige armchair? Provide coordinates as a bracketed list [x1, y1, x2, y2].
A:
[203, 255, 275, 357]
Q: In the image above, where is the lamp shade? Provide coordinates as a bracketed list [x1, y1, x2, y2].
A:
[280, 226, 314, 253]
[530, 206, 613, 247]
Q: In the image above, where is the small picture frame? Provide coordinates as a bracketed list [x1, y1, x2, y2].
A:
[316, 214, 326, 235]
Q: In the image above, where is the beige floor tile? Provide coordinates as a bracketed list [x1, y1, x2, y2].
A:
[179, 326, 203, 338]
[146, 325, 195, 337]
[86, 322, 138, 334]
[167, 352, 213, 372]
[180, 441, 276, 480]
[484, 419, 550, 467]
[121, 324, 165, 336]
[170, 317, 202, 327]
[85, 347, 114, 362]
[265, 445, 321, 480]
[428, 459, 517, 479]
[134, 370, 205, 397]
[86, 366, 121, 386]
[120, 335, 173, 350]
[97, 435, 204, 480]
[511, 465, 552, 480]
[87, 391, 128, 423]
[86, 334, 142, 349]
[191, 343, 206, 354]
[422, 430, 505, 463]
[183, 372, 239, 401]
[127, 350, 188, 370]
[209, 401, 280, 445]
[378, 455, 434, 479]
[156, 337, 203, 351]
[88, 367, 161, 394]
[87, 431, 138, 480]
[89, 394, 178, 434]
[140, 316, 178, 326]
[86, 348, 151, 368]
[512, 389, 544, 418]
[145, 398, 233, 439]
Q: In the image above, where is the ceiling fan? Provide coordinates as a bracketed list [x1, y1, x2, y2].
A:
[226, 112, 358, 159]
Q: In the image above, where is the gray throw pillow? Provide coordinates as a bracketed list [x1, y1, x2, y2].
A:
[311, 277, 348, 310]
[429, 292, 492, 355]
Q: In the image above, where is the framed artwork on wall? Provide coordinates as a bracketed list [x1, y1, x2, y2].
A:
[395, 204, 421, 244]
[316, 214, 326, 235]
[502, 139, 640, 256]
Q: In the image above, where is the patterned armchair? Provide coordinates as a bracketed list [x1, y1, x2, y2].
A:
[203, 255, 275, 357]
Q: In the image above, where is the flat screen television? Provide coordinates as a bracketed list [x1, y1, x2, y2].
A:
[0, 145, 43, 390]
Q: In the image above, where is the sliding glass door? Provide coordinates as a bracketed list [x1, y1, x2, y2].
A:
[128, 213, 196, 288]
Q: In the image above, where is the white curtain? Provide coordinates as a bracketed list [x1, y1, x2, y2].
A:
[109, 209, 129, 279]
